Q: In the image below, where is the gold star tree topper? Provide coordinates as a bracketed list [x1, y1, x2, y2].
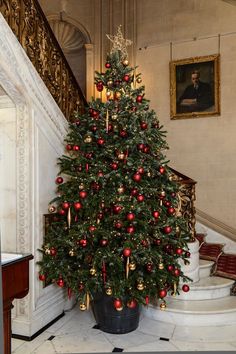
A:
[106, 25, 132, 60]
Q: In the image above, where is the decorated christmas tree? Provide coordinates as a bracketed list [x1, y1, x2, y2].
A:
[38, 27, 191, 314]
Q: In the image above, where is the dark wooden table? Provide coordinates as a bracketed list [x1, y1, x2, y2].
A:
[2, 253, 33, 354]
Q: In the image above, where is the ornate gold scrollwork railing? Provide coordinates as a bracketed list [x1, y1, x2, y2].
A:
[169, 167, 197, 241]
[0, 0, 87, 120]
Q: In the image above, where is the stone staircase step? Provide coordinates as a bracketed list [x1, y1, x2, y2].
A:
[178, 276, 234, 300]
[143, 296, 236, 326]
[199, 259, 214, 278]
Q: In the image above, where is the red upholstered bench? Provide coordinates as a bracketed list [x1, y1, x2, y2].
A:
[199, 242, 224, 262]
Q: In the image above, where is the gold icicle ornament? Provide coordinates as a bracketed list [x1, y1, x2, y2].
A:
[86, 292, 90, 310]
[67, 207, 71, 229]
[126, 256, 130, 279]
[160, 301, 166, 310]
[106, 109, 109, 133]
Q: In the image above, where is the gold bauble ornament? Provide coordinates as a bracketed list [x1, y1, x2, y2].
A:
[48, 205, 56, 213]
[176, 226, 180, 233]
[117, 186, 125, 194]
[160, 302, 166, 310]
[84, 135, 92, 143]
[90, 267, 96, 275]
[106, 287, 112, 296]
[159, 263, 164, 270]
[114, 92, 121, 99]
[111, 114, 118, 121]
[106, 90, 112, 97]
[69, 249, 76, 256]
[136, 77, 142, 83]
[129, 262, 136, 271]
[44, 248, 51, 255]
[117, 152, 125, 160]
[137, 282, 144, 291]
[147, 172, 151, 177]
[107, 79, 113, 87]
[79, 183, 85, 190]
[79, 303, 87, 311]
[123, 59, 129, 66]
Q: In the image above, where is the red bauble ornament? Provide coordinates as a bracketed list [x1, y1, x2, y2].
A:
[163, 200, 171, 207]
[133, 173, 142, 182]
[100, 239, 108, 247]
[113, 298, 122, 309]
[96, 82, 104, 92]
[137, 143, 144, 151]
[126, 212, 135, 221]
[78, 282, 84, 291]
[92, 110, 100, 119]
[119, 129, 128, 138]
[152, 210, 160, 219]
[146, 263, 153, 272]
[110, 162, 119, 170]
[167, 206, 175, 215]
[127, 299, 137, 309]
[98, 170, 104, 177]
[130, 188, 138, 196]
[90, 124, 97, 132]
[56, 176, 63, 184]
[123, 247, 132, 257]
[39, 274, 46, 281]
[140, 121, 148, 130]
[153, 238, 161, 245]
[108, 124, 113, 132]
[185, 251, 191, 258]
[163, 226, 172, 234]
[66, 144, 72, 150]
[174, 268, 180, 277]
[159, 166, 165, 174]
[74, 202, 83, 210]
[62, 201, 70, 210]
[88, 225, 96, 233]
[136, 194, 145, 202]
[79, 191, 87, 199]
[97, 137, 105, 145]
[73, 145, 80, 151]
[167, 264, 174, 272]
[85, 152, 93, 159]
[113, 205, 122, 214]
[136, 95, 143, 103]
[126, 225, 135, 234]
[137, 167, 145, 174]
[91, 182, 101, 191]
[145, 295, 149, 305]
[114, 221, 123, 229]
[171, 192, 176, 198]
[97, 212, 104, 220]
[159, 289, 167, 298]
[79, 239, 87, 247]
[182, 284, 190, 292]
[57, 278, 64, 287]
[58, 209, 66, 216]
[143, 145, 150, 154]
[123, 74, 130, 82]
[141, 239, 149, 247]
[105, 62, 111, 68]
[175, 248, 183, 255]
[50, 247, 57, 256]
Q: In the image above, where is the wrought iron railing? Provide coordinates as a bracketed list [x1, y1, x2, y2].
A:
[169, 167, 197, 241]
[0, 0, 87, 121]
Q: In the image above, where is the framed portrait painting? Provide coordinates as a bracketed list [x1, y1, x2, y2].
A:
[170, 54, 220, 119]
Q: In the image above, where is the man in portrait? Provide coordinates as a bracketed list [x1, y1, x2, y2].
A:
[177, 69, 214, 113]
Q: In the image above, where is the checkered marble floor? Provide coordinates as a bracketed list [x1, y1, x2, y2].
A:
[12, 305, 236, 353]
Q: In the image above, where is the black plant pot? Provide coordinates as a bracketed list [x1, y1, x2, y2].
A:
[92, 293, 140, 334]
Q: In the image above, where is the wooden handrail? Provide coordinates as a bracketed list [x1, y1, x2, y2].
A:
[0, 0, 87, 121]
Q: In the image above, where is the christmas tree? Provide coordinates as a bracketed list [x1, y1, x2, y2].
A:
[38, 26, 191, 312]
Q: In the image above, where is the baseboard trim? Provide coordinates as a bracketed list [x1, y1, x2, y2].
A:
[196, 208, 236, 242]
[12, 312, 65, 341]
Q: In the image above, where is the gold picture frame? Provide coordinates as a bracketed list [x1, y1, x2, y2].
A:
[170, 54, 220, 119]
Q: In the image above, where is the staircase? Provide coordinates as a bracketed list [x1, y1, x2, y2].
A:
[143, 234, 236, 327]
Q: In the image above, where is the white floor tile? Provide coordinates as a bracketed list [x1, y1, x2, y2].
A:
[138, 317, 175, 338]
[124, 338, 179, 352]
[172, 339, 236, 351]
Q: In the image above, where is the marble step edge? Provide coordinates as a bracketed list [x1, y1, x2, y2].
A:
[187, 275, 234, 290]
[199, 259, 215, 269]
[148, 295, 236, 314]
